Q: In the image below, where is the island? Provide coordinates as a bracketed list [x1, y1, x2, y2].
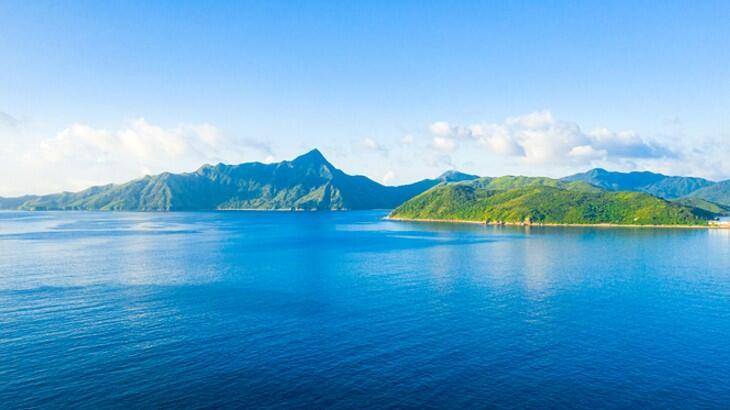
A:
[2, 148, 730, 223]
[388, 176, 725, 227]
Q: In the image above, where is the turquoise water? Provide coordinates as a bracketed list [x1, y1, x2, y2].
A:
[1, 211, 730, 408]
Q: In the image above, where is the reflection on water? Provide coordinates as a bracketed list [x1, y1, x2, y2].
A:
[709, 226, 730, 242]
[520, 235, 554, 298]
[1, 211, 730, 408]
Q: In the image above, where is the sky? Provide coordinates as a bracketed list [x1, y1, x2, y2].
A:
[1, 0, 729, 195]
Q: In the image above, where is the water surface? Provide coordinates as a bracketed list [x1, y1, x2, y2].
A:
[1, 211, 729, 408]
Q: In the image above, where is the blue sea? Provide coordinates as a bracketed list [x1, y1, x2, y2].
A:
[1, 211, 729, 409]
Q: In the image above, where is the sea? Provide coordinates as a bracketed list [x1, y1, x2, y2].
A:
[1, 210, 729, 409]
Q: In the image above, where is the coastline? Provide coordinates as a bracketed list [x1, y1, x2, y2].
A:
[385, 216, 724, 229]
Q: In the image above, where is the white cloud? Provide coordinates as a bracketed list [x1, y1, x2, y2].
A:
[568, 145, 606, 160]
[427, 121, 473, 153]
[458, 110, 676, 166]
[468, 123, 524, 156]
[1, 118, 269, 196]
[429, 121, 452, 137]
[431, 136, 457, 152]
[28, 119, 231, 170]
[416, 111, 730, 180]
[401, 134, 414, 145]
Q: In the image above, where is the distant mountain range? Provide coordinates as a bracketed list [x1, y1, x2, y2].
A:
[562, 168, 730, 208]
[0, 149, 477, 211]
[561, 168, 716, 199]
[1, 149, 729, 220]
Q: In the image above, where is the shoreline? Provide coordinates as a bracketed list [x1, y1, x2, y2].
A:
[385, 216, 726, 229]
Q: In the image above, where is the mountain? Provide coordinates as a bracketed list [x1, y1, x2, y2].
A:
[0, 195, 40, 209]
[687, 181, 730, 207]
[389, 177, 715, 226]
[1, 149, 474, 211]
[562, 168, 715, 199]
[672, 197, 730, 215]
[460, 176, 602, 192]
[435, 170, 479, 183]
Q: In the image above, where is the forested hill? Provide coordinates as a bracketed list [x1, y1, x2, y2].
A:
[390, 177, 716, 226]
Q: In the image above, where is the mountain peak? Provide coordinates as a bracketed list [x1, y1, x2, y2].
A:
[584, 168, 667, 178]
[438, 170, 479, 182]
[292, 148, 331, 166]
[587, 168, 609, 175]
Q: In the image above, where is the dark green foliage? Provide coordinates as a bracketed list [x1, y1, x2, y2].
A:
[391, 179, 714, 225]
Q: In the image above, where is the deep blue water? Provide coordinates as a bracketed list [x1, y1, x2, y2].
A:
[1, 211, 730, 409]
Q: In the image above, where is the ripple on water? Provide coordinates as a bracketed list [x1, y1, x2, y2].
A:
[1, 210, 730, 408]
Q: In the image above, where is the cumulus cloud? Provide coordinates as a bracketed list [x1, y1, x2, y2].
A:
[436, 111, 676, 166]
[568, 145, 606, 160]
[429, 121, 452, 137]
[31, 119, 232, 167]
[431, 136, 457, 152]
[1, 118, 269, 195]
[428, 121, 468, 152]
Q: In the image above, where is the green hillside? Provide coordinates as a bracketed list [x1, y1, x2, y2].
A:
[390, 181, 713, 226]
[461, 176, 601, 192]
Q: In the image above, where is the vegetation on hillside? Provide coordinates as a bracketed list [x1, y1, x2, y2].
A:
[458, 176, 601, 192]
[390, 182, 714, 226]
[2, 150, 727, 220]
[1, 150, 475, 211]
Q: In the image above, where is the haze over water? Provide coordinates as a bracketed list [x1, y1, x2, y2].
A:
[1, 211, 729, 408]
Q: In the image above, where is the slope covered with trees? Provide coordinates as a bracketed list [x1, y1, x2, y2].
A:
[390, 179, 715, 226]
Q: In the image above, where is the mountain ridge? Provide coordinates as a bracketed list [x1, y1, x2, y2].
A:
[562, 168, 716, 199]
[0, 149, 477, 211]
[3, 153, 730, 215]
[688, 181, 730, 207]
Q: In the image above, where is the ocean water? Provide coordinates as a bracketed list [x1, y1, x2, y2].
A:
[1, 210, 730, 409]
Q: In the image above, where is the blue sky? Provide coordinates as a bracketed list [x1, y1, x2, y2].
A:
[1, 1, 729, 195]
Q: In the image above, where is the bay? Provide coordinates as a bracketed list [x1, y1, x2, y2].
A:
[1, 211, 729, 408]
